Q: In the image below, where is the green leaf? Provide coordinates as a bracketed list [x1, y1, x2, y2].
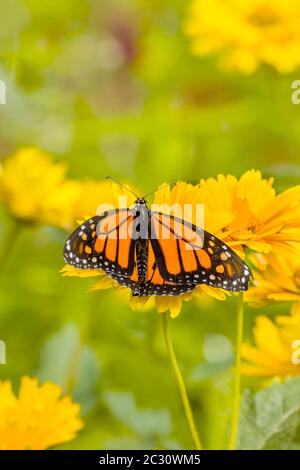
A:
[36, 323, 100, 414]
[104, 391, 171, 437]
[238, 376, 300, 450]
[73, 346, 100, 414]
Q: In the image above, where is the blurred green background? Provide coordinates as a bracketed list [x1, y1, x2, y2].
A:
[0, 0, 300, 450]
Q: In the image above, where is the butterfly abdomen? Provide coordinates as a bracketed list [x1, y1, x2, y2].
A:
[134, 204, 149, 287]
[136, 238, 148, 285]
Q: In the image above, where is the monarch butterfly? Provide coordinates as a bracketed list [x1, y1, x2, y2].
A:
[64, 183, 252, 297]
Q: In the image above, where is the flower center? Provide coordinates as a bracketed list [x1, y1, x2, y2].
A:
[248, 7, 279, 27]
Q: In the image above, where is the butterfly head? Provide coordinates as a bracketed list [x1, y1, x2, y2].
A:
[134, 197, 148, 206]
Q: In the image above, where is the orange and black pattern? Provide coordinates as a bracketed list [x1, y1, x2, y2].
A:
[64, 201, 252, 297]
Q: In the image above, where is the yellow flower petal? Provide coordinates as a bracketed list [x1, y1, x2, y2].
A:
[130, 295, 152, 312]
[61, 265, 103, 278]
[89, 276, 118, 291]
[195, 284, 227, 300]
[254, 316, 290, 361]
[155, 297, 183, 318]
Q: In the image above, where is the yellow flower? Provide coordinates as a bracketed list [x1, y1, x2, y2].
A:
[0, 376, 83, 450]
[245, 252, 300, 307]
[197, 170, 300, 258]
[184, 0, 300, 74]
[0, 148, 80, 228]
[241, 304, 300, 378]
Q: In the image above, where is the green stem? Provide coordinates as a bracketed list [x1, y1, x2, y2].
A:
[161, 313, 203, 450]
[229, 293, 244, 450]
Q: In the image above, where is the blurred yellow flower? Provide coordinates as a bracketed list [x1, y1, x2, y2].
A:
[0, 376, 83, 450]
[241, 304, 300, 378]
[0, 148, 80, 228]
[245, 252, 300, 307]
[184, 0, 300, 74]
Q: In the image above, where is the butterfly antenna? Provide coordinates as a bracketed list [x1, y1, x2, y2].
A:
[142, 182, 176, 200]
[105, 176, 139, 199]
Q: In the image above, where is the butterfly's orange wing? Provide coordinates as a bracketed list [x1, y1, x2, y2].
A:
[64, 209, 140, 291]
[147, 212, 251, 294]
